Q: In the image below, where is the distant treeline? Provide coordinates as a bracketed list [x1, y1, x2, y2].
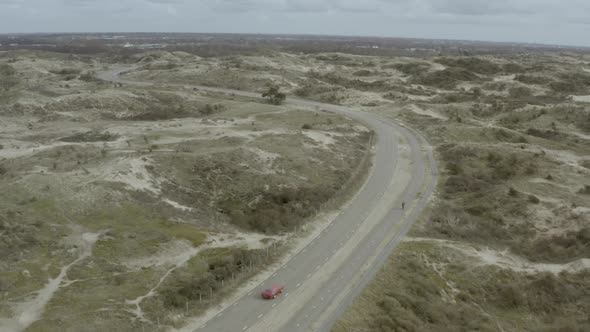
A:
[2, 33, 590, 58]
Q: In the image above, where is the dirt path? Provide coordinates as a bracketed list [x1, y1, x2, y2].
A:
[405, 237, 590, 274]
[0, 232, 102, 332]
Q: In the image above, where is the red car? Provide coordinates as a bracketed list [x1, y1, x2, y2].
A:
[261, 285, 284, 299]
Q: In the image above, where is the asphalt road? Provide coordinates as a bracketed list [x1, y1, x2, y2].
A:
[98, 67, 437, 332]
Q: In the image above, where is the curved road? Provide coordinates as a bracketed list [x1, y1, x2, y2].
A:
[98, 67, 437, 332]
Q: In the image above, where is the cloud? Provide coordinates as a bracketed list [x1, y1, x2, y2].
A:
[0, 0, 589, 46]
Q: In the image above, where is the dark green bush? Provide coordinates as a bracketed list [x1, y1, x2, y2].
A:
[415, 67, 479, 89]
[60, 131, 119, 143]
[528, 195, 540, 204]
[435, 57, 502, 75]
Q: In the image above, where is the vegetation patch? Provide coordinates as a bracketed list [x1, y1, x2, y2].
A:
[435, 57, 502, 75]
[60, 130, 120, 142]
[414, 67, 479, 89]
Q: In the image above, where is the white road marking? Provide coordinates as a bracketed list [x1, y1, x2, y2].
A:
[272, 303, 277, 308]
[302, 248, 307, 253]
[258, 314, 263, 319]
[271, 273, 276, 277]
[216, 313, 223, 318]
[242, 326, 248, 331]
[296, 283, 301, 288]
[285, 293, 289, 297]
[247, 292, 252, 296]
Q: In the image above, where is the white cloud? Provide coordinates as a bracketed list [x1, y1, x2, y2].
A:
[0, 0, 589, 46]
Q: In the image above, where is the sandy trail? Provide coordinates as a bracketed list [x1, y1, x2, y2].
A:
[572, 95, 590, 103]
[0, 232, 102, 332]
[406, 104, 448, 120]
[405, 237, 590, 274]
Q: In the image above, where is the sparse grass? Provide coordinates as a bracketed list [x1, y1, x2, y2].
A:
[334, 241, 590, 332]
[414, 67, 479, 89]
[60, 130, 119, 142]
[435, 57, 502, 75]
[386, 62, 431, 76]
[337, 54, 590, 332]
[158, 220, 207, 246]
[5, 49, 590, 332]
[515, 74, 552, 85]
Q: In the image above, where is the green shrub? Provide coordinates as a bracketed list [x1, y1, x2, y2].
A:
[389, 62, 431, 76]
[50, 68, 81, 76]
[517, 228, 590, 262]
[414, 67, 479, 89]
[509, 86, 533, 98]
[353, 69, 372, 77]
[262, 86, 286, 105]
[435, 57, 502, 75]
[578, 185, 590, 195]
[0, 64, 19, 90]
[60, 131, 119, 143]
[526, 128, 560, 139]
[79, 71, 96, 82]
[503, 63, 526, 74]
[515, 74, 551, 85]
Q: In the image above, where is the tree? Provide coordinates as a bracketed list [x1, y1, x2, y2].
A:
[262, 86, 286, 105]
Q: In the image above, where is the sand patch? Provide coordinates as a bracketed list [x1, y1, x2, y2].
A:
[96, 157, 162, 194]
[572, 95, 590, 103]
[406, 104, 448, 120]
[302, 131, 337, 146]
[405, 237, 590, 274]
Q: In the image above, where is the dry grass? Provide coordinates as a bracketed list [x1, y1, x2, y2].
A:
[331, 53, 590, 331]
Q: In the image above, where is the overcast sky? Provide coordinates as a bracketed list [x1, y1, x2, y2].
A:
[1, 0, 590, 47]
